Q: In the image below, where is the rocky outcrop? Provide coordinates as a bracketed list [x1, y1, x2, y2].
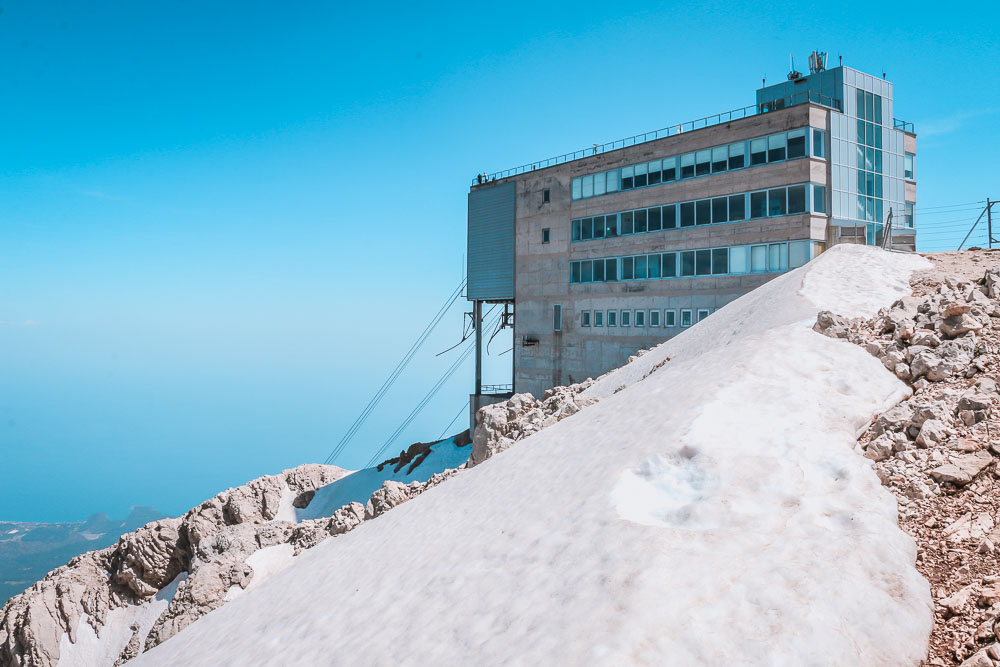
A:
[0, 464, 346, 667]
[470, 381, 598, 466]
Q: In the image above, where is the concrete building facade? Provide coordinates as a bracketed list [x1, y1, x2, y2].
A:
[467, 56, 918, 405]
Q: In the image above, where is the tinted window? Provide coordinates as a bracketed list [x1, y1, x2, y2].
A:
[750, 191, 767, 218]
[712, 248, 729, 275]
[695, 249, 712, 275]
[662, 157, 677, 182]
[634, 255, 647, 280]
[572, 220, 581, 241]
[662, 253, 677, 277]
[648, 207, 661, 232]
[711, 146, 727, 173]
[663, 205, 677, 229]
[622, 256, 634, 280]
[648, 254, 661, 279]
[695, 150, 711, 176]
[605, 214, 618, 237]
[680, 202, 695, 227]
[696, 199, 711, 225]
[605, 258, 618, 281]
[593, 260, 605, 281]
[593, 215, 605, 238]
[767, 134, 786, 162]
[750, 138, 767, 165]
[621, 211, 634, 235]
[728, 142, 746, 170]
[634, 163, 647, 188]
[787, 130, 806, 159]
[571, 262, 580, 283]
[728, 194, 745, 221]
[634, 209, 647, 234]
[768, 188, 787, 216]
[680, 154, 695, 179]
[680, 251, 695, 276]
[582, 218, 593, 240]
[582, 260, 593, 282]
[787, 185, 807, 214]
[621, 166, 634, 190]
[712, 197, 727, 224]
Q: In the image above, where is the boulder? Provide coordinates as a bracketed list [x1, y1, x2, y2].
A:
[939, 313, 984, 339]
[941, 584, 977, 616]
[915, 419, 951, 447]
[929, 451, 994, 485]
[943, 512, 995, 542]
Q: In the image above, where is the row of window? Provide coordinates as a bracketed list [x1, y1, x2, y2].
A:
[571, 127, 827, 200]
[569, 239, 820, 283]
[580, 307, 714, 329]
[571, 184, 826, 242]
[855, 90, 884, 125]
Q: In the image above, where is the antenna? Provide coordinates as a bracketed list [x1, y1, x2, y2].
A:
[787, 55, 802, 80]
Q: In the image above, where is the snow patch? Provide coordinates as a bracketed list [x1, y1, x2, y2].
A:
[273, 483, 297, 523]
[224, 544, 296, 602]
[57, 572, 185, 667]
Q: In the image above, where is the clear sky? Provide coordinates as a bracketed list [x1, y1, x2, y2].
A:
[2, 1, 998, 522]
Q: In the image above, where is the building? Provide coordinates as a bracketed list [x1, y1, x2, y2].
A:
[466, 53, 917, 410]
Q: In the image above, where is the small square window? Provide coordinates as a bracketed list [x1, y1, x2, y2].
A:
[543, 189, 550, 203]
[607, 310, 617, 327]
[697, 308, 710, 322]
[542, 228, 550, 244]
[581, 310, 591, 327]
[664, 310, 676, 327]
[680, 309, 693, 327]
[594, 311, 604, 327]
[649, 310, 660, 327]
[634, 310, 645, 327]
[621, 310, 631, 327]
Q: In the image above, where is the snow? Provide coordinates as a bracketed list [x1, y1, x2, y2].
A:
[133, 245, 935, 666]
[224, 544, 296, 602]
[296, 435, 472, 521]
[58, 572, 186, 667]
[273, 482, 298, 523]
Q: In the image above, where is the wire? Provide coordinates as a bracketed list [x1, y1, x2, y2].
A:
[324, 278, 466, 465]
[437, 400, 471, 440]
[364, 310, 503, 468]
[915, 200, 986, 211]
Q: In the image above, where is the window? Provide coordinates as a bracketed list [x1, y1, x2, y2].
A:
[581, 310, 591, 327]
[582, 260, 593, 282]
[697, 309, 710, 322]
[787, 185, 807, 214]
[711, 146, 728, 173]
[634, 162, 648, 188]
[649, 309, 660, 327]
[768, 188, 787, 216]
[788, 240, 809, 268]
[594, 310, 604, 327]
[606, 169, 619, 193]
[695, 150, 711, 177]
[593, 260, 605, 281]
[729, 246, 747, 274]
[648, 207, 662, 232]
[812, 129, 826, 158]
[664, 310, 676, 327]
[728, 142, 745, 170]
[662, 252, 677, 277]
[582, 174, 594, 198]
[904, 153, 915, 180]
[581, 218, 593, 241]
[542, 228, 550, 244]
[750, 191, 767, 219]
[543, 189, 550, 203]
[769, 243, 785, 271]
[553, 305, 562, 332]
[711, 248, 728, 275]
[680, 309, 693, 327]
[572, 179, 582, 200]
[662, 156, 677, 182]
[622, 256, 634, 280]
[607, 310, 617, 327]
[728, 194, 745, 221]
[767, 134, 786, 162]
[680, 153, 695, 179]
[634, 310, 645, 327]
[750, 244, 767, 272]
[571, 262, 581, 283]
[647, 159, 661, 186]
[634, 255, 647, 280]
[680, 251, 695, 276]
[621, 165, 634, 190]
[648, 253, 661, 279]
[634, 209, 647, 234]
[605, 214, 618, 237]
[812, 185, 827, 213]
[696, 199, 711, 225]
[750, 138, 767, 165]
[695, 249, 711, 276]
[571, 221, 580, 241]
[787, 129, 806, 159]
[621, 310, 631, 327]
[606, 258, 618, 281]
[593, 215, 605, 239]
[680, 202, 695, 227]
[662, 204, 677, 229]
[621, 211, 633, 235]
[703, 198, 723, 226]
[904, 201, 915, 227]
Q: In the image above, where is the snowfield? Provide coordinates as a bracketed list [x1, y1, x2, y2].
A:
[132, 245, 935, 666]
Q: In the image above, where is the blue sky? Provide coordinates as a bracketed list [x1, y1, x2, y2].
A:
[2, 1, 998, 521]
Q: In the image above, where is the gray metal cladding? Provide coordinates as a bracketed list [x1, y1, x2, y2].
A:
[468, 182, 515, 300]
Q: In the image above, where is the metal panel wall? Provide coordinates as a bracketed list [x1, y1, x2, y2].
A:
[467, 182, 515, 300]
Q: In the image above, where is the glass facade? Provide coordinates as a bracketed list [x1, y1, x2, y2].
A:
[569, 239, 822, 284]
[571, 127, 822, 201]
[571, 183, 823, 242]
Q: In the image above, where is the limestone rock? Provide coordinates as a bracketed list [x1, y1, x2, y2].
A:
[929, 451, 994, 485]
[941, 584, 977, 616]
[915, 419, 951, 447]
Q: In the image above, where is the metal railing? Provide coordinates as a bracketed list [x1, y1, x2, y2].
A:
[472, 91, 842, 186]
[480, 384, 513, 394]
[893, 118, 915, 133]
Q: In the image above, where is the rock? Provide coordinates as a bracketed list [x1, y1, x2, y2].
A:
[893, 362, 912, 380]
[929, 451, 994, 485]
[864, 434, 895, 462]
[872, 404, 913, 435]
[943, 512, 995, 542]
[959, 647, 993, 667]
[915, 419, 951, 447]
[941, 584, 978, 616]
[813, 311, 851, 338]
[981, 585, 1000, 608]
[911, 329, 942, 347]
[943, 302, 973, 318]
[958, 391, 993, 412]
[939, 313, 984, 339]
[978, 538, 995, 554]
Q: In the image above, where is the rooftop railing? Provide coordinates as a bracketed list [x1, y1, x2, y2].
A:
[472, 91, 842, 186]
[893, 118, 915, 133]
